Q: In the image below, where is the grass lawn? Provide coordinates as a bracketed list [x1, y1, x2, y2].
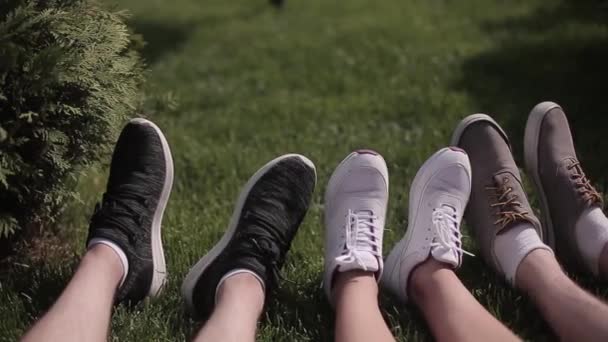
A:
[1, 0, 608, 340]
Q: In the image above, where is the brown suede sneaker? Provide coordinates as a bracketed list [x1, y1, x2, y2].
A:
[451, 114, 543, 278]
[524, 102, 603, 272]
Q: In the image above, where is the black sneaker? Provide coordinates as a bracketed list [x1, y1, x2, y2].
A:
[181, 154, 316, 319]
[87, 118, 174, 304]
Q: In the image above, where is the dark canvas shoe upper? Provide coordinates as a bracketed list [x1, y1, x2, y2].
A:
[525, 104, 602, 271]
[87, 119, 172, 304]
[452, 115, 542, 278]
[184, 156, 316, 319]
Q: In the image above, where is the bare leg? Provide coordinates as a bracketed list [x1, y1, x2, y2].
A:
[193, 273, 264, 342]
[411, 259, 519, 342]
[517, 249, 608, 341]
[21, 245, 123, 342]
[333, 271, 395, 342]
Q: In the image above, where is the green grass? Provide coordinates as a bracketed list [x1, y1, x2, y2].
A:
[2, 0, 608, 340]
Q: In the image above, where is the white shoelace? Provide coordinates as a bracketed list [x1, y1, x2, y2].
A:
[335, 209, 381, 270]
[431, 206, 474, 258]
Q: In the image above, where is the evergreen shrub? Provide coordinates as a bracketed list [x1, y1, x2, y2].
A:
[0, 0, 144, 237]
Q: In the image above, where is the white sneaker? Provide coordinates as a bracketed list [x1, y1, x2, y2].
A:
[381, 147, 472, 302]
[323, 150, 389, 302]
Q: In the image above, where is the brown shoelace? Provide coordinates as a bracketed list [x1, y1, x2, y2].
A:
[486, 177, 530, 231]
[567, 160, 603, 207]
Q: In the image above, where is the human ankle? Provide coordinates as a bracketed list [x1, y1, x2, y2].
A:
[334, 270, 376, 288]
[333, 271, 378, 303]
[217, 273, 265, 311]
[515, 249, 567, 295]
[85, 244, 124, 286]
[409, 258, 452, 303]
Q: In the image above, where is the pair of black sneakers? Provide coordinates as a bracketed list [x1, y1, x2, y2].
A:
[88, 119, 316, 318]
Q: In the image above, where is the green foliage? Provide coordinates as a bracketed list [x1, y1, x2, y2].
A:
[0, 0, 144, 237]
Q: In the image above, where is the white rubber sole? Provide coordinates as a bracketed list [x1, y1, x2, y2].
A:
[181, 154, 316, 314]
[523, 101, 562, 249]
[383, 148, 471, 301]
[450, 113, 510, 147]
[130, 118, 174, 298]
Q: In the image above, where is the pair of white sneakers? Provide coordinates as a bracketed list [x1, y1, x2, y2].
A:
[324, 147, 472, 302]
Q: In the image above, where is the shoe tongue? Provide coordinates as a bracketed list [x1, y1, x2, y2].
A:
[492, 170, 519, 186]
[353, 209, 373, 217]
[430, 204, 460, 268]
[439, 204, 456, 215]
[335, 209, 380, 273]
[562, 157, 586, 177]
[490, 171, 537, 233]
[348, 208, 378, 249]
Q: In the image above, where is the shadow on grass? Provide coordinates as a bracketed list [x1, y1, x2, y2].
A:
[0, 258, 77, 319]
[455, 0, 608, 186]
[129, 2, 273, 65]
[264, 250, 334, 340]
[455, 2, 608, 338]
[265, 278, 333, 341]
[130, 19, 194, 64]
